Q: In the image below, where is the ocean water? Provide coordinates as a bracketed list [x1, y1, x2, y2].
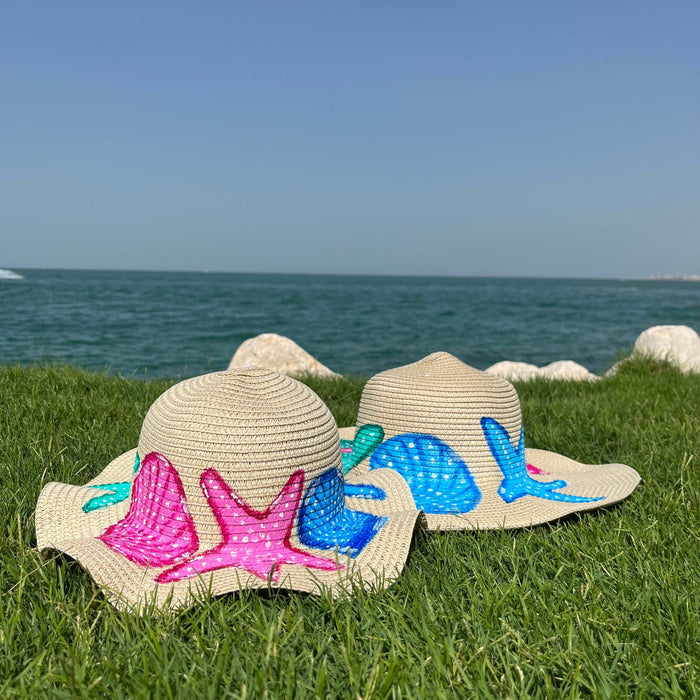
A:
[1, 269, 698, 378]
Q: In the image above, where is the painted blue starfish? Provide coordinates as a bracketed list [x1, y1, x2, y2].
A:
[82, 453, 141, 513]
[480, 417, 602, 504]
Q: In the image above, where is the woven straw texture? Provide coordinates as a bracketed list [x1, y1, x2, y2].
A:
[35, 368, 418, 612]
[341, 352, 640, 530]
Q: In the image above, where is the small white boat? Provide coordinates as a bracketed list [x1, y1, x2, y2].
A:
[0, 268, 24, 280]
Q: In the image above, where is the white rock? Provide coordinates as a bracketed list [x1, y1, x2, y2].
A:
[485, 359, 599, 382]
[538, 360, 599, 381]
[485, 361, 540, 382]
[604, 362, 621, 378]
[633, 325, 700, 373]
[228, 333, 339, 378]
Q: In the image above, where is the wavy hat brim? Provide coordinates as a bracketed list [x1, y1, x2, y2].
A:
[35, 448, 419, 612]
[339, 426, 640, 530]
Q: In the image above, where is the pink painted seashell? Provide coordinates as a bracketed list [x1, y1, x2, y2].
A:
[99, 452, 198, 567]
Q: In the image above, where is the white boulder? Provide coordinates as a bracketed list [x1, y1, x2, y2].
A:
[539, 360, 599, 381]
[228, 333, 339, 378]
[485, 361, 540, 382]
[485, 360, 599, 382]
[632, 325, 700, 373]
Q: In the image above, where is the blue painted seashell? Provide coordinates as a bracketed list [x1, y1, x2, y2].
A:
[297, 468, 387, 558]
[368, 433, 481, 514]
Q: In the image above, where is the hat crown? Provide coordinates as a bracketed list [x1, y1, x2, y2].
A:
[137, 368, 342, 535]
[358, 352, 522, 446]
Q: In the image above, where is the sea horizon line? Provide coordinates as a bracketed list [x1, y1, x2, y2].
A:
[4, 266, 698, 282]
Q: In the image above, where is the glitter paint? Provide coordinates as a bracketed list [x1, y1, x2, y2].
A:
[99, 452, 199, 567]
[297, 468, 387, 558]
[341, 424, 384, 474]
[82, 453, 140, 513]
[156, 469, 341, 583]
[368, 433, 482, 514]
[480, 417, 603, 504]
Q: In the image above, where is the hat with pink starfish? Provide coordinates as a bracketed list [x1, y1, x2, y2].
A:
[35, 368, 419, 611]
[339, 352, 641, 530]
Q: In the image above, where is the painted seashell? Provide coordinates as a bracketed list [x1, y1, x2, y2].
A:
[368, 433, 481, 514]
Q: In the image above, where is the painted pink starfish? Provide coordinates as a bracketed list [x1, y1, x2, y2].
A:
[156, 468, 343, 584]
[526, 463, 550, 476]
[99, 452, 199, 567]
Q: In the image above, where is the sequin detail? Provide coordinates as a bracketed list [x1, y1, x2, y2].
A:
[99, 452, 199, 567]
[297, 468, 386, 558]
[344, 483, 387, 500]
[341, 424, 384, 474]
[480, 417, 603, 504]
[368, 433, 482, 514]
[83, 453, 140, 513]
[156, 469, 342, 584]
[526, 463, 550, 476]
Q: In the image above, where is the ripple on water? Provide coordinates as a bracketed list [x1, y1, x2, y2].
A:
[1, 271, 697, 377]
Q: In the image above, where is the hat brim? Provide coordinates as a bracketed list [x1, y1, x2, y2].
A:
[338, 427, 640, 530]
[35, 448, 419, 612]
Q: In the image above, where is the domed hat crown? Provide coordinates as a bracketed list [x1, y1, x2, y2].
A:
[358, 351, 522, 481]
[136, 368, 341, 536]
[342, 352, 640, 530]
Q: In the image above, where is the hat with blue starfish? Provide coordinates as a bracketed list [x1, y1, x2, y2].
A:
[35, 368, 418, 611]
[340, 352, 640, 530]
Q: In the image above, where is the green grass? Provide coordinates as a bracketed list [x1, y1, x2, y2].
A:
[0, 360, 698, 698]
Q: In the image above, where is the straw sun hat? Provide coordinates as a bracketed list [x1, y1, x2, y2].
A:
[339, 352, 641, 530]
[35, 368, 418, 612]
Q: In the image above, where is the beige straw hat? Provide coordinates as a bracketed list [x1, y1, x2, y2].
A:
[340, 352, 640, 530]
[35, 368, 418, 612]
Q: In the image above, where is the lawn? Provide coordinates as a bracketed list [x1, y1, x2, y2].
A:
[0, 360, 698, 698]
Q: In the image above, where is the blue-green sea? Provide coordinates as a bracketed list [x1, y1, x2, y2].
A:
[1, 269, 698, 378]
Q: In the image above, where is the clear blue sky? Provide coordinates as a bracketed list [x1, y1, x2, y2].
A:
[2, 1, 699, 277]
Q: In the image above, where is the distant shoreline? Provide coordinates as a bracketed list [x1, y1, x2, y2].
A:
[2, 266, 699, 282]
[647, 274, 700, 282]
